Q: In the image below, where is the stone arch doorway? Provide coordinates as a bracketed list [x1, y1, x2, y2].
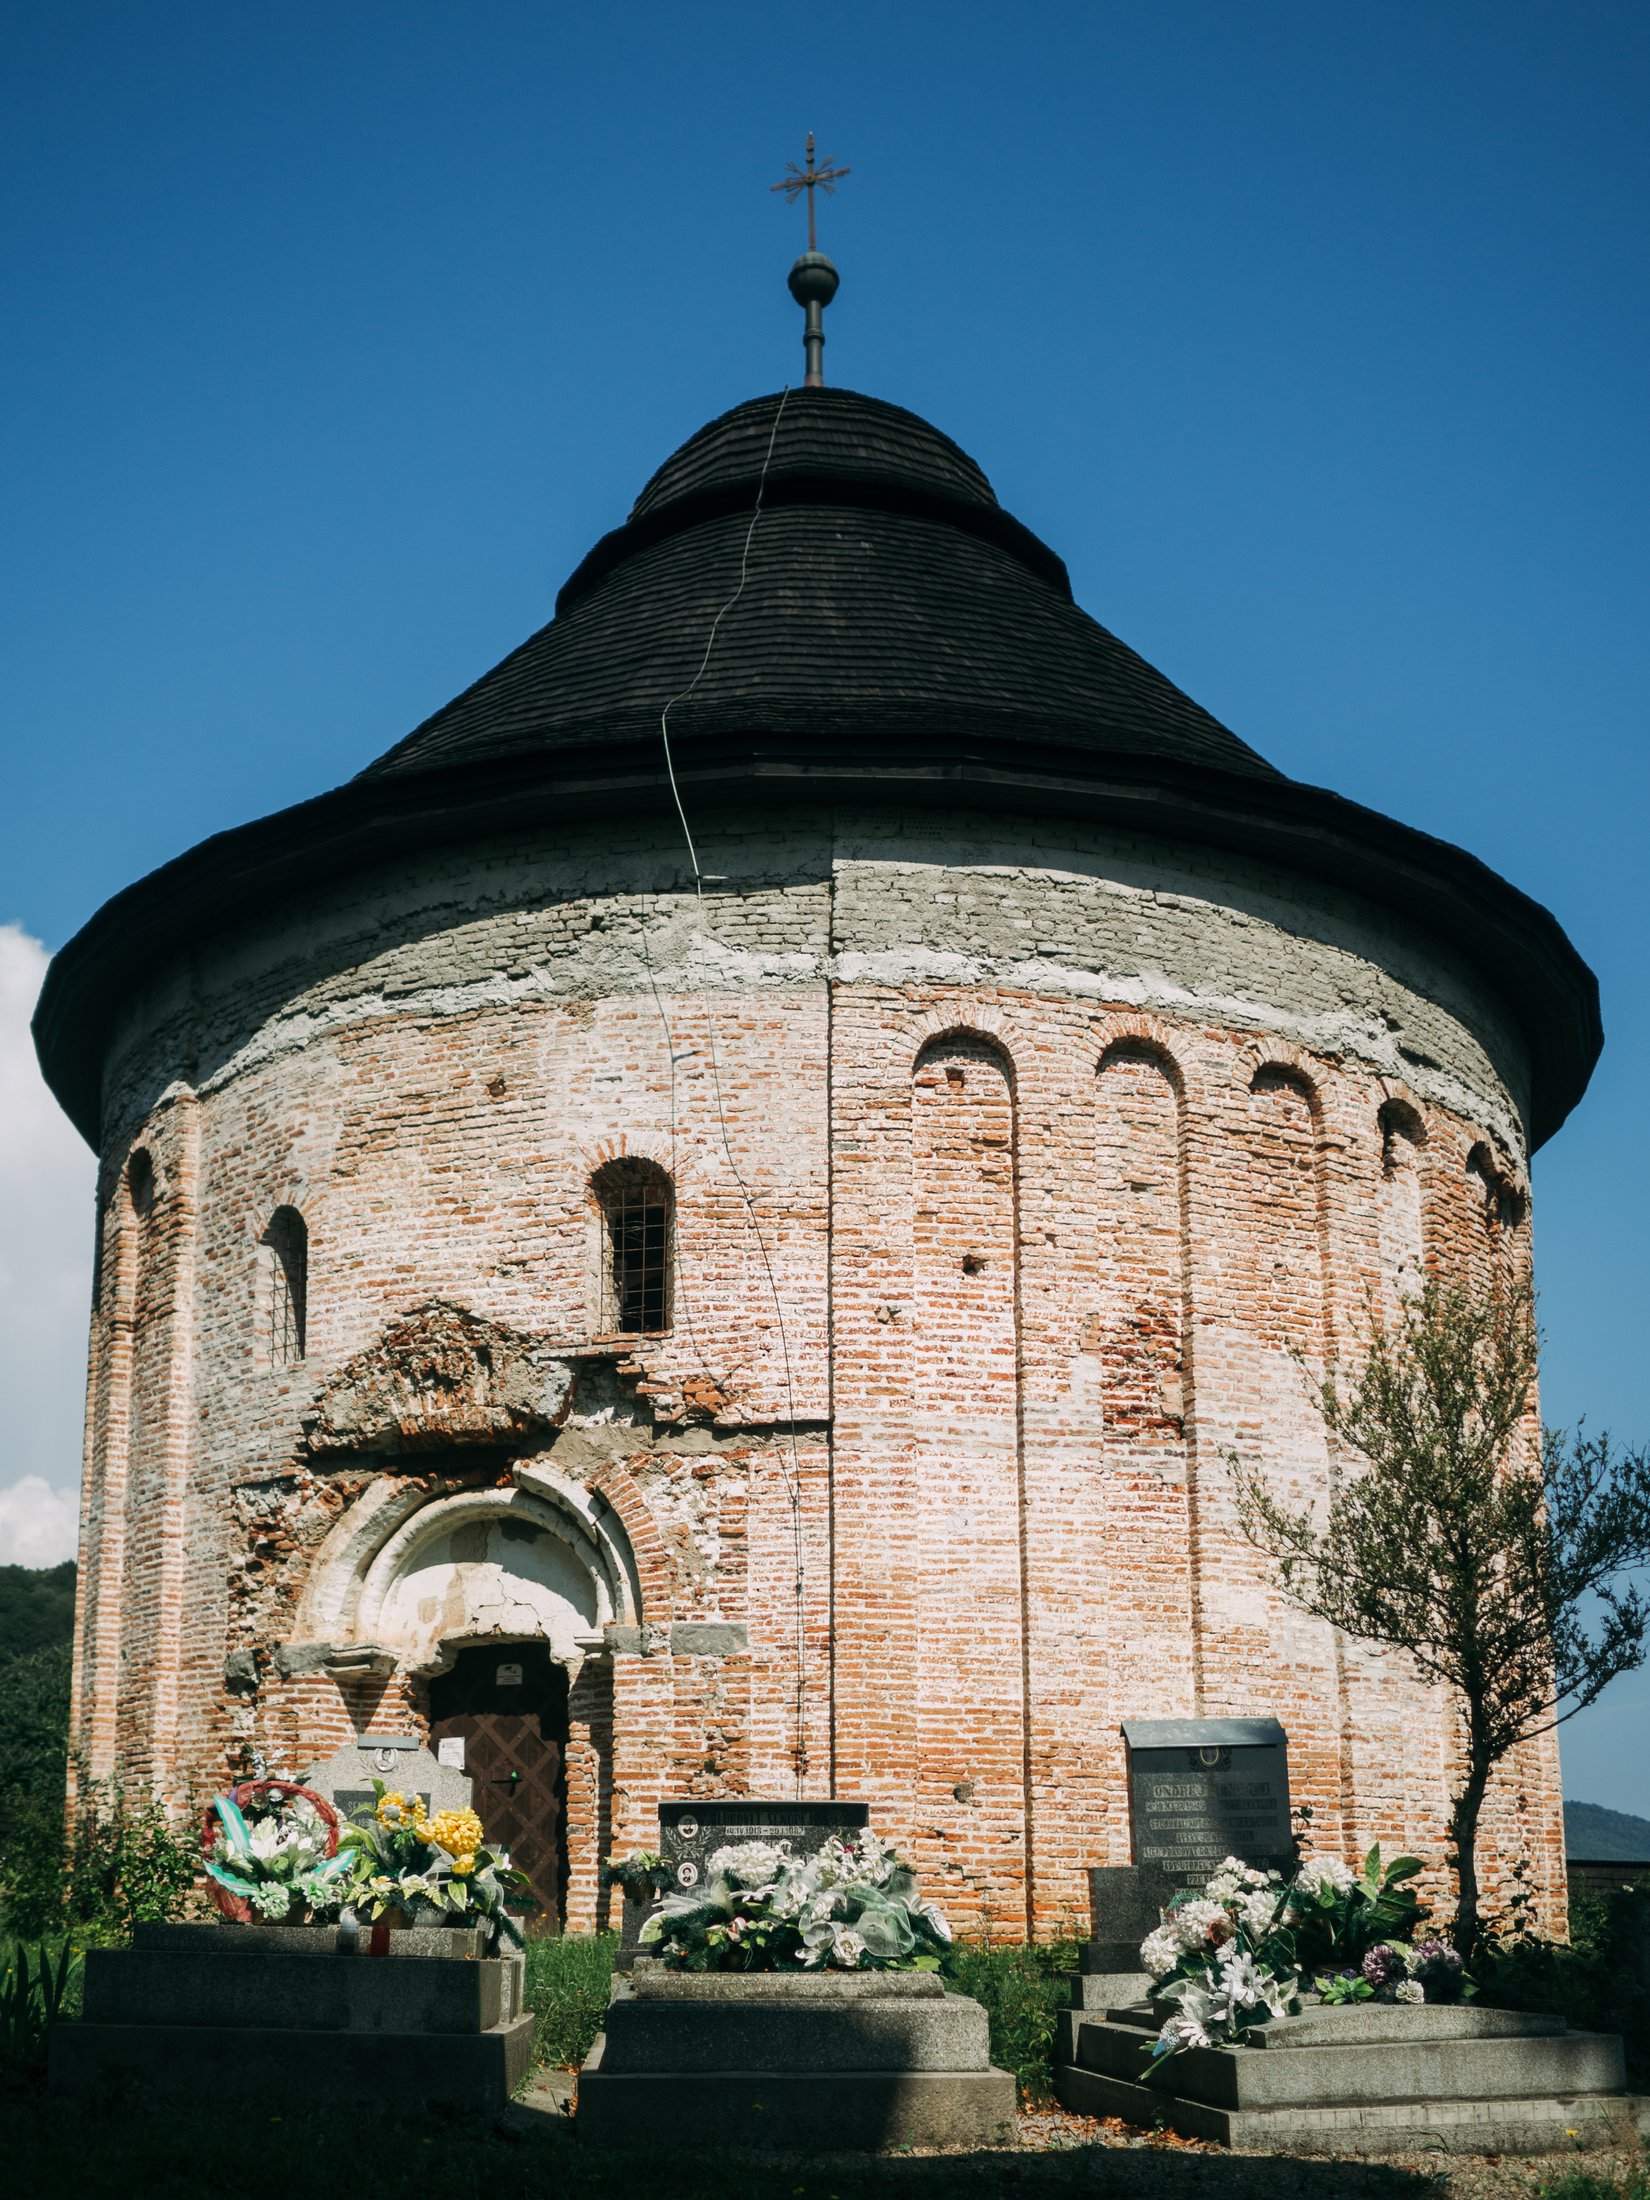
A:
[428, 1640, 568, 1925]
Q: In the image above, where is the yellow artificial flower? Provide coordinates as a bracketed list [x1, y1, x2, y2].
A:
[424, 1807, 485, 1859]
[450, 1855, 476, 1877]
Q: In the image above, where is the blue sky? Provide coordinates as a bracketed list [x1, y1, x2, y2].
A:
[3, 3, 1647, 1809]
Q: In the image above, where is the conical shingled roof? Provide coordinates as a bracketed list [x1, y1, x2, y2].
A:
[362, 388, 1278, 784]
[30, 382, 1603, 1154]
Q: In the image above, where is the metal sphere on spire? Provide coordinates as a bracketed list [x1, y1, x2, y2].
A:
[773, 133, 848, 387]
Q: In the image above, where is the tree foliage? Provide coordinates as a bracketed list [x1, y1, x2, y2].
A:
[1231, 1275, 1650, 1953]
[0, 1642, 72, 1819]
[0, 1563, 75, 1665]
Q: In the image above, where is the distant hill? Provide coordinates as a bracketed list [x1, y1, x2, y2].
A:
[0, 1561, 76, 1663]
[1565, 1799, 1650, 1862]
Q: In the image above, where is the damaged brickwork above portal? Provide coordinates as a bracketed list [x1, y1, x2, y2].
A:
[302, 1300, 577, 1457]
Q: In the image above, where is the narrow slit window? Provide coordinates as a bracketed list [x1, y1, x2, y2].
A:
[594, 1162, 673, 1334]
[263, 1206, 308, 1365]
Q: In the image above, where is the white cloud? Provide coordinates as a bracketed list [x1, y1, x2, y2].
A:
[0, 1474, 80, 1566]
[0, 923, 97, 1568]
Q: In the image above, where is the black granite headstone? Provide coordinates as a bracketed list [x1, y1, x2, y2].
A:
[658, 1799, 871, 1895]
[1079, 1862, 1184, 1976]
[1123, 1718, 1293, 1889]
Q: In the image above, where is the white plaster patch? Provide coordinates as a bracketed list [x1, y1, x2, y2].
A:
[377, 1516, 601, 1666]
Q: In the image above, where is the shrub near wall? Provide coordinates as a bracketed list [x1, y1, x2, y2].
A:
[0, 1781, 198, 1944]
[943, 1938, 1082, 2103]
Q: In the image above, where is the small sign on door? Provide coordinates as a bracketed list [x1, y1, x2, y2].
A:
[437, 1737, 466, 1770]
[496, 1661, 524, 1687]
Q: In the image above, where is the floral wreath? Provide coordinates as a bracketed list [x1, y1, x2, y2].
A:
[201, 1780, 345, 1922]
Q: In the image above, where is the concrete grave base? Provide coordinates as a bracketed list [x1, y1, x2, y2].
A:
[1056, 1998, 1648, 2155]
[577, 1969, 1017, 2152]
[49, 1919, 532, 2113]
[51, 2015, 536, 2110]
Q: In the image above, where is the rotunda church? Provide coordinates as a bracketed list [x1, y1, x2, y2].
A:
[35, 286, 1599, 1936]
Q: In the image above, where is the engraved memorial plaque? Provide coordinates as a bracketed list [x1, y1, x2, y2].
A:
[658, 1799, 871, 1892]
[1123, 1718, 1292, 1890]
[305, 1734, 472, 1828]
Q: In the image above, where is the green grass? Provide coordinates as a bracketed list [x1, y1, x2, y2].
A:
[1534, 2174, 1650, 2200]
[524, 1929, 618, 2068]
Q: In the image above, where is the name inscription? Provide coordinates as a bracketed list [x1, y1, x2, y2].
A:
[1123, 1719, 1293, 1891]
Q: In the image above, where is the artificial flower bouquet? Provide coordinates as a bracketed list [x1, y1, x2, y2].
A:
[1320, 1933, 1467, 2007]
[336, 1781, 531, 1948]
[640, 1830, 953, 1973]
[1141, 1846, 1467, 2061]
[202, 1780, 351, 1923]
[599, 1848, 674, 1907]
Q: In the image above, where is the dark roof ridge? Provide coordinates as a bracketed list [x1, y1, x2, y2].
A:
[555, 468, 1072, 617]
[628, 386, 998, 521]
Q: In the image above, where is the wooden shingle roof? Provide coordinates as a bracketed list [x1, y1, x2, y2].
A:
[363, 389, 1278, 787]
[32, 385, 1602, 1152]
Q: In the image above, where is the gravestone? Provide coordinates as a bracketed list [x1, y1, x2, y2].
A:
[1064, 1720, 1293, 2027]
[1123, 1717, 1293, 1886]
[658, 1798, 870, 1896]
[304, 1733, 473, 1829]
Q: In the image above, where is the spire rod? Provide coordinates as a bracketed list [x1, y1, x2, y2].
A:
[773, 132, 849, 387]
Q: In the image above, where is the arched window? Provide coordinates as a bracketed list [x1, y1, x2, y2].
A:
[125, 1147, 157, 1315]
[593, 1160, 673, 1334]
[262, 1206, 308, 1366]
[127, 1147, 155, 1220]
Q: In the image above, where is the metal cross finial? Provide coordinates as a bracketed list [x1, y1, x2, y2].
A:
[772, 131, 850, 255]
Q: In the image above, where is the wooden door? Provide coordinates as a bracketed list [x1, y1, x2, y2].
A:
[428, 1642, 568, 1925]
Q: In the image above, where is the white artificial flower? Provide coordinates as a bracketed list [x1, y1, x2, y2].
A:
[1395, 1979, 1426, 2005]
[918, 1900, 953, 1944]
[1214, 1947, 1268, 2009]
[1236, 1887, 1285, 1937]
[708, 1840, 788, 1889]
[1292, 1854, 1355, 1897]
[830, 1927, 868, 1968]
[1140, 1924, 1182, 1979]
[1206, 1856, 1270, 1901]
[248, 1818, 283, 1863]
[1157, 1982, 1216, 2052]
[1171, 1898, 1233, 1953]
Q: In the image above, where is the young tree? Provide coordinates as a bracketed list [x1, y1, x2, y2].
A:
[1230, 1276, 1650, 1956]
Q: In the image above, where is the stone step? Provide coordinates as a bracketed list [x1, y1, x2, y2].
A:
[132, 1920, 493, 1962]
[81, 1945, 514, 2035]
[1057, 2061, 1648, 2156]
[50, 2014, 535, 2112]
[596, 1989, 990, 2074]
[577, 2032, 1017, 2153]
[625, 1968, 947, 2000]
[1077, 2014, 1626, 2108]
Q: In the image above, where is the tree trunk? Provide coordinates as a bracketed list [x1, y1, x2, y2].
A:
[1450, 1749, 1493, 1960]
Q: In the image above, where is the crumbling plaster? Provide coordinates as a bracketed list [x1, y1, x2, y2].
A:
[94, 805, 1530, 1168]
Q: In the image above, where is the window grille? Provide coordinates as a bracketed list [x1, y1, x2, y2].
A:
[595, 1163, 673, 1334]
[263, 1206, 308, 1365]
